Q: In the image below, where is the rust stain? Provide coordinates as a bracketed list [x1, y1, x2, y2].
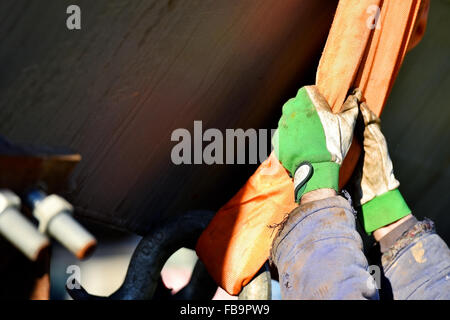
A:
[411, 241, 427, 264]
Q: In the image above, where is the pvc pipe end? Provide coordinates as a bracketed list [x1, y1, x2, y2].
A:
[47, 211, 97, 259]
[0, 207, 50, 261]
[76, 239, 97, 260]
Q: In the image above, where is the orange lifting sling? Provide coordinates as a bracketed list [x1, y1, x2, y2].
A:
[196, 0, 429, 295]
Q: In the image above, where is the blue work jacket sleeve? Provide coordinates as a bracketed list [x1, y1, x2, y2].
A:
[381, 218, 450, 300]
[271, 195, 379, 300]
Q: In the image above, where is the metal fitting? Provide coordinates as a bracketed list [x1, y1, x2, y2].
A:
[26, 189, 97, 259]
[0, 189, 50, 261]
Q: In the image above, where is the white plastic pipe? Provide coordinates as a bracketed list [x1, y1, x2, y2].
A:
[30, 192, 97, 259]
[47, 210, 97, 259]
[0, 190, 50, 261]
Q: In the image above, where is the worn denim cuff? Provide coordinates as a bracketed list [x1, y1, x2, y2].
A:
[381, 218, 435, 268]
[379, 216, 418, 254]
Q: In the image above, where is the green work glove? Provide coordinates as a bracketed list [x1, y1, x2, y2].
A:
[272, 85, 360, 202]
[355, 104, 411, 234]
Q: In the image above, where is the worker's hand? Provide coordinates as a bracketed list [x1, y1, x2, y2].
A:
[354, 104, 411, 234]
[272, 85, 360, 202]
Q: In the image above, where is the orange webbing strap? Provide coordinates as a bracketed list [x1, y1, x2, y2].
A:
[318, 0, 428, 115]
[196, 0, 428, 295]
[316, 0, 382, 113]
[323, 0, 427, 182]
[195, 152, 297, 294]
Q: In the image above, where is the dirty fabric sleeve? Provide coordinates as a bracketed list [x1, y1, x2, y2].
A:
[271, 195, 379, 299]
[381, 218, 450, 300]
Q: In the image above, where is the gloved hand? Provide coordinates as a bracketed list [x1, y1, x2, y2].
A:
[272, 85, 360, 202]
[354, 104, 411, 234]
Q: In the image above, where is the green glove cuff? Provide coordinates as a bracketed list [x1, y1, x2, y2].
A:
[295, 162, 340, 202]
[360, 189, 411, 235]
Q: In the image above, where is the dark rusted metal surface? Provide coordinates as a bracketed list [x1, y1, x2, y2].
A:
[0, 0, 338, 235]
